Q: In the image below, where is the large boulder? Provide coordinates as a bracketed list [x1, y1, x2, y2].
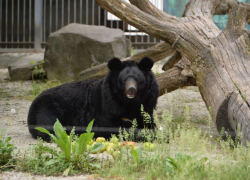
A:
[8, 53, 45, 81]
[44, 23, 131, 82]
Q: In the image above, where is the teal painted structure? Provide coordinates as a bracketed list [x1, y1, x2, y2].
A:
[163, 0, 250, 30]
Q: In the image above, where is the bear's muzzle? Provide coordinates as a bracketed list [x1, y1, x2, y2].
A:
[125, 78, 137, 99]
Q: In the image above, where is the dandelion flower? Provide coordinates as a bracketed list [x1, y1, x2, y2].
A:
[11, 108, 16, 114]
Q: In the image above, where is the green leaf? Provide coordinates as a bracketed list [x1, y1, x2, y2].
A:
[90, 143, 105, 153]
[71, 140, 79, 155]
[35, 127, 57, 141]
[35, 127, 51, 135]
[72, 132, 94, 160]
[53, 139, 71, 162]
[130, 149, 138, 164]
[86, 119, 94, 134]
[165, 157, 178, 174]
[166, 157, 177, 170]
[89, 163, 101, 169]
[5, 137, 11, 142]
[136, 147, 142, 159]
[175, 153, 191, 162]
[54, 119, 68, 143]
[45, 159, 60, 166]
[130, 147, 142, 165]
[200, 157, 208, 163]
[63, 167, 71, 177]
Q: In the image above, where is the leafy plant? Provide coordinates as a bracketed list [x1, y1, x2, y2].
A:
[165, 157, 177, 175]
[17, 139, 71, 176]
[30, 61, 46, 82]
[131, 47, 136, 55]
[0, 130, 16, 168]
[17, 119, 104, 176]
[35, 119, 104, 163]
[141, 105, 152, 126]
[130, 147, 143, 165]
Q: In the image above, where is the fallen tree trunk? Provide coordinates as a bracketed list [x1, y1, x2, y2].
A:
[81, 0, 250, 144]
[79, 41, 175, 80]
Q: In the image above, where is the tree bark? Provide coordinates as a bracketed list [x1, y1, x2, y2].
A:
[85, 0, 250, 144]
[79, 41, 176, 81]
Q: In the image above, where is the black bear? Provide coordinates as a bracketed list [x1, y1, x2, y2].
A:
[27, 57, 159, 141]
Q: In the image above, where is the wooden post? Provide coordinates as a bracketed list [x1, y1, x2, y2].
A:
[34, 0, 43, 52]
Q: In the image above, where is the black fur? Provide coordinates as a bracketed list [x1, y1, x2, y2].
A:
[27, 57, 159, 141]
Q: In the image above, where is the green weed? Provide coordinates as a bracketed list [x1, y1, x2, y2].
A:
[17, 120, 104, 176]
[0, 87, 11, 99]
[30, 61, 46, 82]
[17, 139, 76, 176]
[131, 47, 136, 55]
[35, 119, 104, 163]
[183, 97, 201, 103]
[185, 86, 200, 92]
[192, 117, 209, 125]
[28, 80, 62, 101]
[0, 130, 17, 170]
[96, 106, 250, 180]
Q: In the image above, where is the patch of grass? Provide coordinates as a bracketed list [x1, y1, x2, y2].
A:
[161, 90, 210, 126]
[0, 79, 62, 101]
[153, 71, 160, 76]
[183, 97, 201, 103]
[96, 109, 250, 180]
[0, 130, 17, 170]
[27, 80, 62, 101]
[185, 86, 200, 92]
[192, 117, 209, 125]
[0, 87, 11, 99]
[4, 106, 250, 179]
[5, 77, 13, 82]
[17, 140, 72, 176]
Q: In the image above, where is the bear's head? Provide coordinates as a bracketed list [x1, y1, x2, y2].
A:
[107, 57, 154, 101]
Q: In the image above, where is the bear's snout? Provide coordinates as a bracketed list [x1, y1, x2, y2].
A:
[125, 78, 137, 99]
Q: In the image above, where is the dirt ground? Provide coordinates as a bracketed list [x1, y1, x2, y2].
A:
[0, 68, 218, 179]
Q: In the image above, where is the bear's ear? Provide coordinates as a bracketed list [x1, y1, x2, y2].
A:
[108, 58, 123, 71]
[138, 57, 154, 71]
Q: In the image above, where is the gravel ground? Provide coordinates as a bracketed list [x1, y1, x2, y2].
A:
[0, 68, 217, 179]
[0, 171, 98, 180]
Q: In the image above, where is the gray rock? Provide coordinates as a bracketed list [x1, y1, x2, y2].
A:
[44, 23, 131, 82]
[8, 53, 45, 81]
